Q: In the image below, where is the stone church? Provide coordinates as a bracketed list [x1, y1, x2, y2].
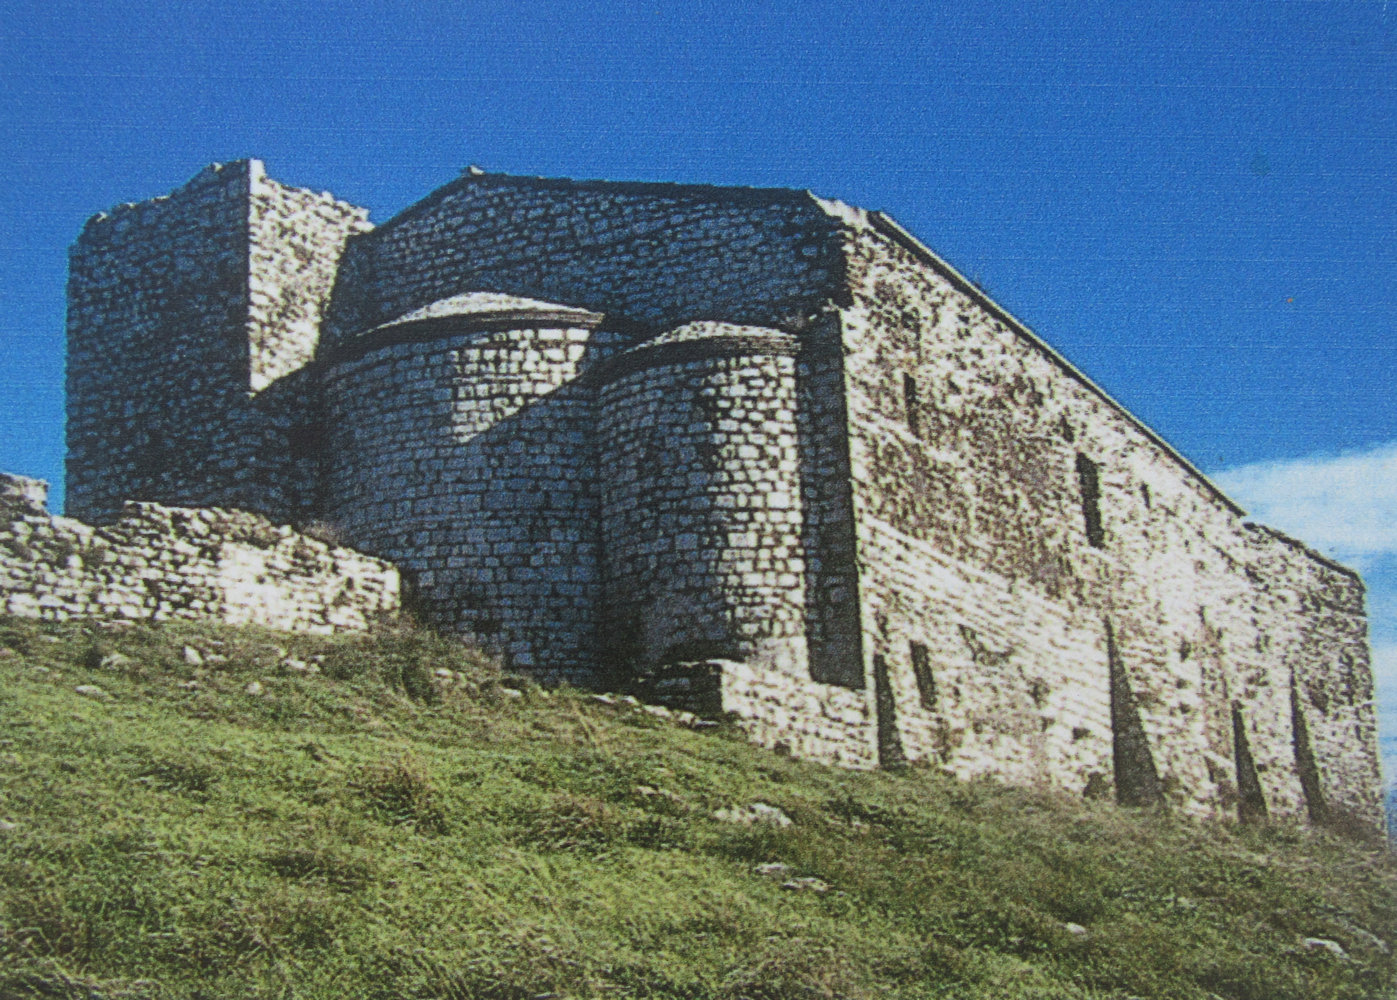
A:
[63, 160, 1384, 825]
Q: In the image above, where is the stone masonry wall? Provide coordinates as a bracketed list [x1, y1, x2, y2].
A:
[595, 321, 876, 768]
[321, 172, 844, 350]
[834, 212, 1383, 822]
[61, 162, 1381, 823]
[247, 163, 372, 392]
[0, 474, 398, 633]
[596, 323, 808, 668]
[322, 310, 616, 683]
[67, 161, 253, 522]
[67, 160, 369, 525]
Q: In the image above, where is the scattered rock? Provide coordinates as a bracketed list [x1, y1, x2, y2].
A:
[281, 658, 311, 673]
[591, 693, 618, 706]
[1064, 922, 1088, 938]
[0, 647, 14, 659]
[98, 651, 133, 671]
[181, 645, 204, 667]
[177, 680, 199, 690]
[434, 667, 455, 679]
[634, 784, 686, 807]
[0, 819, 18, 831]
[642, 704, 672, 719]
[781, 877, 830, 894]
[499, 687, 523, 699]
[74, 684, 109, 699]
[244, 680, 264, 697]
[714, 802, 792, 827]
[690, 719, 720, 730]
[1341, 923, 1390, 955]
[1302, 937, 1348, 959]
[754, 862, 790, 877]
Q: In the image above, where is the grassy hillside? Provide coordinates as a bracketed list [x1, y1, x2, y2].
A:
[0, 615, 1393, 1000]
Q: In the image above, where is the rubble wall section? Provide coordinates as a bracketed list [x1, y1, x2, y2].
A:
[0, 474, 398, 634]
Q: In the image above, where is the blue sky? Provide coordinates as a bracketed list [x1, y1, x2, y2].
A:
[2, 1, 1394, 785]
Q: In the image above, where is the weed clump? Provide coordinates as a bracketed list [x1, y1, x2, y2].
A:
[353, 754, 449, 833]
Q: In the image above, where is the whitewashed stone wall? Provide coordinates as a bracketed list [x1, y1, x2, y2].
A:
[0, 474, 398, 633]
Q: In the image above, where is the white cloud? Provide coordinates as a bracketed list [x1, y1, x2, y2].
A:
[1212, 440, 1397, 569]
[1216, 445, 1397, 771]
[1374, 643, 1397, 694]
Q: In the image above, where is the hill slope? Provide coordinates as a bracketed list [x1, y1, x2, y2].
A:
[0, 616, 1393, 1000]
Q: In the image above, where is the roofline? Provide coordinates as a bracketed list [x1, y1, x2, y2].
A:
[375, 168, 820, 234]
[865, 211, 1247, 519]
[323, 307, 605, 366]
[1244, 522, 1362, 581]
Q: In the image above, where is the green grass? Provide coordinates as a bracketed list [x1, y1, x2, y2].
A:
[0, 614, 1392, 1000]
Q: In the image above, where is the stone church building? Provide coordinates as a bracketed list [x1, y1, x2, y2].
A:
[64, 160, 1384, 825]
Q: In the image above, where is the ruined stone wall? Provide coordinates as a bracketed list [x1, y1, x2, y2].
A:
[66, 161, 369, 524]
[834, 212, 1383, 822]
[321, 173, 843, 348]
[0, 475, 398, 633]
[321, 309, 616, 683]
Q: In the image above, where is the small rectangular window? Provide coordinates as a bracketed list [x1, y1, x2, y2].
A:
[910, 640, 935, 708]
[1075, 452, 1105, 548]
[903, 373, 920, 436]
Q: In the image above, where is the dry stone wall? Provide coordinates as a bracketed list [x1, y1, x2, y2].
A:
[833, 211, 1383, 824]
[0, 474, 398, 633]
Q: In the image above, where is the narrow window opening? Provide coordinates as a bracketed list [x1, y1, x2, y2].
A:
[873, 654, 906, 769]
[903, 373, 920, 436]
[910, 640, 935, 709]
[1289, 678, 1327, 824]
[1231, 703, 1269, 823]
[1075, 453, 1105, 548]
[1140, 483, 1151, 508]
[1106, 619, 1164, 807]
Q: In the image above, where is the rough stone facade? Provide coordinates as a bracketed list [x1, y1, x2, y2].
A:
[63, 160, 1385, 826]
[0, 474, 398, 633]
